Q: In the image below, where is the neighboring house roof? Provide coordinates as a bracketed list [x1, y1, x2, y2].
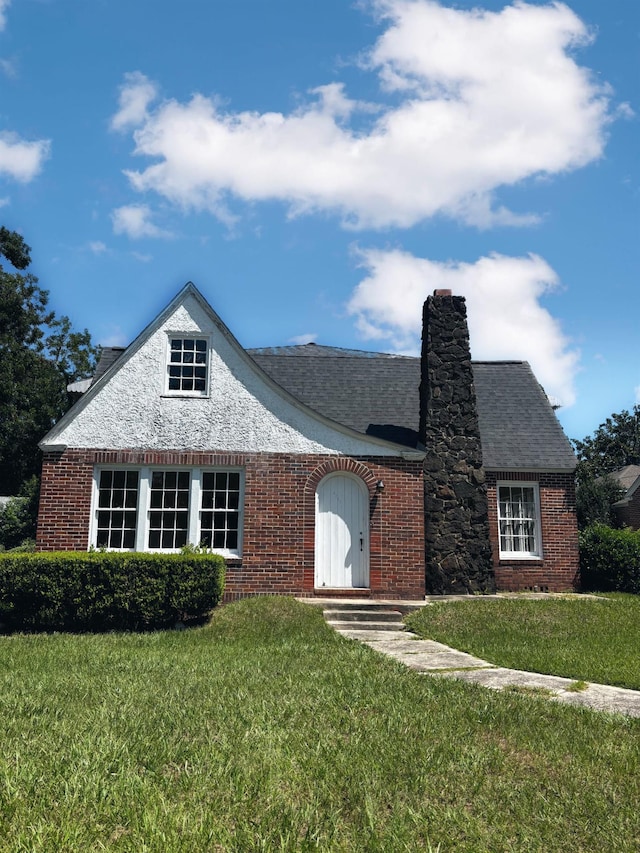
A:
[606, 465, 640, 506]
[76, 324, 576, 472]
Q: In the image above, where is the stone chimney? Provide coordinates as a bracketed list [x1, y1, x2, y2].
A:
[419, 290, 495, 594]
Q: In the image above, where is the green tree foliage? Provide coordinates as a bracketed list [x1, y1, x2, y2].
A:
[573, 406, 640, 480]
[575, 471, 624, 531]
[0, 476, 40, 551]
[573, 406, 640, 531]
[0, 228, 99, 500]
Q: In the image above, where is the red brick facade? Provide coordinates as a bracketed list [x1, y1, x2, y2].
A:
[37, 449, 426, 600]
[486, 471, 580, 592]
[613, 490, 640, 530]
[37, 452, 581, 598]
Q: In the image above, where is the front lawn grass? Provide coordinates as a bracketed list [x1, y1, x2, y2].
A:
[0, 597, 638, 851]
[405, 593, 640, 690]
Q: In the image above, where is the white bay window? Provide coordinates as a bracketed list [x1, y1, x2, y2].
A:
[92, 467, 243, 556]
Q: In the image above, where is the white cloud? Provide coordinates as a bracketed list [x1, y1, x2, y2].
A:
[0, 1, 10, 31]
[111, 204, 172, 240]
[0, 132, 50, 182]
[88, 240, 107, 254]
[100, 329, 129, 347]
[131, 250, 152, 263]
[347, 247, 579, 406]
[0, 57, 16, 78]
[0, 195, 9, 207]
[113, 1, 612, 229]
[111, 71, 158, 132]
[288, 333, 318, 345]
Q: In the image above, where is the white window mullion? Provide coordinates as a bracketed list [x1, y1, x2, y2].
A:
[136, 467, 150, 552]
[189, 469, 202, 548]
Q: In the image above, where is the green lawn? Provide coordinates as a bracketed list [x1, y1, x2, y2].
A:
[405, 593, 640, 690]
[0, 597, 638, 851]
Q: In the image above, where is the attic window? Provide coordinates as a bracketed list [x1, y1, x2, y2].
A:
[167, 337, 208, 395]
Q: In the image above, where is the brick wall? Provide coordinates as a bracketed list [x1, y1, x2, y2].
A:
[486, 471, 580, 592]
[37, 449, 425, 600]
[614, 491, 640, 530]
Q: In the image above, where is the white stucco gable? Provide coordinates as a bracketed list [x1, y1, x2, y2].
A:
[41, 284, 419, 458]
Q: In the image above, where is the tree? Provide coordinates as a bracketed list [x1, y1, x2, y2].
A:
[575, 470, 624, 530]
[573, 406, 640, 480]
[0, 475, 40, 550]
[573, 405, 640, 530]
[0, 228, 99, 498]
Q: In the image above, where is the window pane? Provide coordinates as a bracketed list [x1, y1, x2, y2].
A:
[199, 471, 241, 553]
[148, 472, 190, 549]
[96, 469, 139, 550]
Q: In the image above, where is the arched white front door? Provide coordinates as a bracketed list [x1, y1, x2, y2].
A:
[315, 473, 369, 589]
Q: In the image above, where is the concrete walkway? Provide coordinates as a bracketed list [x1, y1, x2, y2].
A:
[308, 599, 640, 719]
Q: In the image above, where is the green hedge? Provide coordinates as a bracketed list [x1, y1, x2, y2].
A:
[579, 524, 640, 594]
[0, 551, 225, 632]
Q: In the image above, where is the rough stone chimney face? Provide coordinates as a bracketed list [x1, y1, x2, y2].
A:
[419, 291, 495, 594]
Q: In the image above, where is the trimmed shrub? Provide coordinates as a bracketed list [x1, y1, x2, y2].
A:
[0, 551, 225, 632]
[579, 524, 640, 594]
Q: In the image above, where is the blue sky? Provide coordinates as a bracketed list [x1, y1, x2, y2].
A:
[1, 0, 638, 442]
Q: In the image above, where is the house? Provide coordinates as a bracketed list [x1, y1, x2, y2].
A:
[608, 465, 640, 529]
[37, 283, 580, 599]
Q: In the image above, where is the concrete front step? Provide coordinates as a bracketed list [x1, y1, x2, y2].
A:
[326, 620, 405, 633]
[319, 600, 430, 635]
[301, 598, 426, 614]
[323, 609, 403, 623]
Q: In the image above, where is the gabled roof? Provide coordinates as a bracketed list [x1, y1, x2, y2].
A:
[249, 346, 576, 471]
[42, 284, 420, 457]
[62, 304, 577, 472]
[607, 464, 640, 505]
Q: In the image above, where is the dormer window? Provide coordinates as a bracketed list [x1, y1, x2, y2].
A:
[167, 337, 208, 395]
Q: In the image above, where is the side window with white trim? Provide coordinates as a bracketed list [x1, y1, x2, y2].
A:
[497, 483, 542, 559]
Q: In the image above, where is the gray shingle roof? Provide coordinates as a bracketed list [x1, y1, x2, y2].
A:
[94, 343, 576, 471]
[471, 361, 576, 471]
[94, 347, 126, 381]
[250, 345, 576, 471]
[606, 465, 640, 495]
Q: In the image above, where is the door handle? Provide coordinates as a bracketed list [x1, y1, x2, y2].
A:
[360, 536, 363, 552]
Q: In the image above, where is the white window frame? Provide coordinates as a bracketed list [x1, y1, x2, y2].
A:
[163, 334, 211, 397]
[90, 466, 244, 557]
[497, 481, 543, 560]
